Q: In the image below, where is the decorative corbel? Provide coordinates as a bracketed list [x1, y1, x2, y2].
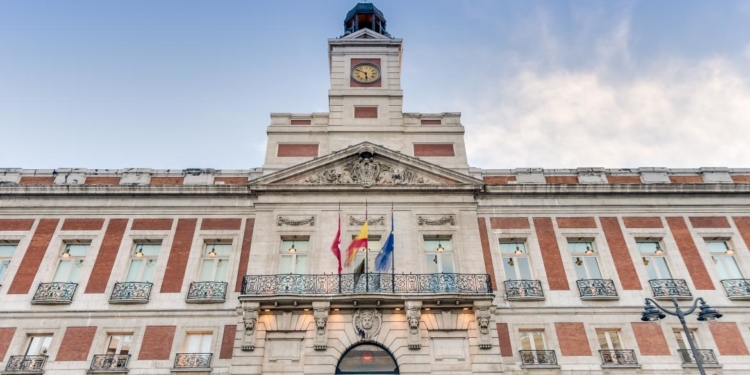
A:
[241, 302, 260, 351]
[312, 301, 330, 350]
[405, 301, 422, 349]
[474, 300, 493, 349]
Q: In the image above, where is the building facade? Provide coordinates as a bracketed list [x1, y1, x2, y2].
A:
[2, 3, 750, 375]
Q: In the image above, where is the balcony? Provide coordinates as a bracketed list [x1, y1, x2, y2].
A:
[577, 279, 618, 300]
[109, 282, 152, 304]
[504, 280, 544, 301]
[88, 354, 129, 374]
[173, 353, 212, 370]
[519, 350, 559, 368]
[31, 282, 77, 305]
[721, 279, 750, 300]
[678, 349, 719, 367]
[649, 279, 692, 300]
[600, 349, 639, 368]
[186, 281, 227, 303]
[4, 355, 47, 373]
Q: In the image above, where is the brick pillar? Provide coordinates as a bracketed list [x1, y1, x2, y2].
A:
[709, 322, 750, 355]
[85, 219, 128, 294]
[8, 219, 59, 294]
[532, 218, 569, 290]
[160, 219, 197, 293]
[0, 328, 17, 362]
[235, 219, 255, 293]
[496, 323, 513, 357]
[138, 326, 176, 360]
[631, 322, 670, 355]
[666, 217, 714, 290]
[600, 217, 642, 290]
[220, 325, 237, 359]
[56, 327, 97, 361]
[555, 323, 591, 356]
[476, 218, 498, 292]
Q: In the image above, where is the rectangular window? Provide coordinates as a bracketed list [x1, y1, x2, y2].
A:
[125, 243, 161, 282]
[519, 331, 546, 350]
[499, 240, 532, 280]
[184, 333, 212, 353]
[106, 334, 133, 355]
[279, 238, 309, 274]
[568, 241, 602, 279]
[424, 236, 454, 273]
[638, 240, 671, 279]
[198, 242, 232, 282]
[352, 236, 381, 273]
[0, 243, 17, 282]
[53, 243, 89, 283]
[26, 335, 53, 356]
[705, 240, 743, 280]
[597, 330, 623, 350]
[674, 329, 699, 350]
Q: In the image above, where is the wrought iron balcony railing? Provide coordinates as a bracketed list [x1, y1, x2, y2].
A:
[89, 354, 130, 371]
[600, 349, 638, 366]
[109, 282, 152, 304]
[186, 281, 228, 303]
[31, 282, 77, 304]
[577, 279, 618, 299]
[678, 349, 718, 365]
[649, 279, 692, 299]
[721, 279, 750, 299]
[242, 273, 492, 295]
[519, 350, 558, 366]
[504, 280, 544, 300]
[4, 355, 47, 372]
[173, 353, 212, 369]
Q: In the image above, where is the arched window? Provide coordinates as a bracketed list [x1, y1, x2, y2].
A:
[336, 343, 399, 374]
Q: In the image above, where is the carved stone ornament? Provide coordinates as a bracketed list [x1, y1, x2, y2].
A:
[405, 301, 422, 349]
[353, 308, 382, 341]
[474, 300, 493, 349]
[418, 215, 456, 226]
[312, 301, 330, 350]
[349, 216, 385, 226]
[300, 155, 433, 188]
[241, 302, 259, 351]
[277, 216, 315, 227]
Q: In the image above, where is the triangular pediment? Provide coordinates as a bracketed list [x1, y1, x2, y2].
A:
[341, 28, 392, 40]
[251, 143, 483, 190]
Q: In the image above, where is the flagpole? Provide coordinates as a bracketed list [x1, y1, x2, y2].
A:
[365, 199, 369, 292]
[391, 201, 395, 293]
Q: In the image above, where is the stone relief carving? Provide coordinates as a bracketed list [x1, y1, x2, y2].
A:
[418, 215, 456, 226]
[312, 301, 330, 350]
[405, 301, 422, 349]
[474, 301, 493, 349]
[299, 155, 433, 188]
[353, 308, 382, 341]
[349, 216, 385, 226]
[241, 302, 259, 351]
[277, 216, 315, 226]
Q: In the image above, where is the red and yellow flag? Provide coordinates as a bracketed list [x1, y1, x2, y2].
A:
[344, 221, 368, 267]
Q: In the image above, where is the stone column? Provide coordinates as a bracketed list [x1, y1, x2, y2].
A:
[405, 300, 422, 349]
[474, 300, 493, 349]
[241, 302, 260, 351]
[312, 301, 330, 350]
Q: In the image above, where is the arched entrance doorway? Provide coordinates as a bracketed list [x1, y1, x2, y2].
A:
[335, 342, 399, 374]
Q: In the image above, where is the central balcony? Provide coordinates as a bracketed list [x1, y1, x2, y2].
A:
[577, 279, 618, 300]
[519, 350, 559, 368]
[600, 349, 639, 367]
[88, 354, 129, 373]
[678, 349, 719, 366]
[186, 281, 227, 303]
[31, 282, 77, 305]
[109, 282, 152, 304]
[173, 353, 212, 370]
[721, 279, 750, 300]
[4, 355, 47, 373]
[649, 279, 692, 300]
[504, 280, 544, 301]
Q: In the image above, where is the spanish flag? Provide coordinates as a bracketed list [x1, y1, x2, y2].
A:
[344, 221, 368, 267]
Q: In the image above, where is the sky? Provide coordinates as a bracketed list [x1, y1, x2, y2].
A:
[1, 0, 750, 170]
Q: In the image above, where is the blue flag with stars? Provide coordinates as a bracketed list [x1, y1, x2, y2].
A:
[375, 214, 394, 272]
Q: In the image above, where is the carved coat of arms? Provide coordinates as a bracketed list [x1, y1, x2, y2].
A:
[353, 308, 382, 340]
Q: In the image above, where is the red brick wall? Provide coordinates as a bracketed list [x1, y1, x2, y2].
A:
[354, 106, 378, 118]
[61, 219, 104, 231]
[56, 326, 96, 361]
[350, 58, 381, 87]
[733, 217, 750, 253]
[277, 144, 318, 157]
[709, 322, 749, 355]
[413, 144, 455, 157]
[150, 177, 184, 185]
[420, 119, 441, 125]
[533, 218, 569, 290]
[608, 175, 641, 184]
[490, 217, 530, 229]
[496, 323, 513, 357]
[131, 219, 173, 231]
[290, 119, 311, 125]
[235, 219, 255, 292]
[0, 219, 34, 231]
[670, 175, 703, 183]
[631, 322, 670, 355]
[623, 217, 663, 228]
[483, 176, 516, 185]
[19, 176, 55, 185]
[545, 176, 578, 184]
[689, 216, 730, 228]
[476, 218, 498, 292]
[201, 218, 242, 231]
[731, 175, 750, 183]
[666, 217, 714, 290]
[600, 217, 642, 290]
[214, 177, 248, 185]
[0, 327, 16, 362]
[220, 325, 237, 359]
[8, 219, 59, 294]
[556, 217, 597, 228]
[84, 177, 121, 185]
[160, 219, 197, 293]
[555, 323, 591, 356]
[85, 219, 128, 294]
[138, 326, 176, 360]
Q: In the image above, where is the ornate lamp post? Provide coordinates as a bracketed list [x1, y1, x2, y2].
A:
[640, 297, 723, 375]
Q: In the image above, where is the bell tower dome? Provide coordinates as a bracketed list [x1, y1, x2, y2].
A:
[343, 3, 391, 37]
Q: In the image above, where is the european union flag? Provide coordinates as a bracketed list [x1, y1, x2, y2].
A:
[375, 214, 394, 272]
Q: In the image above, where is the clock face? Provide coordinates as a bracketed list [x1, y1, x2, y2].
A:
[351, 63, 380, 83]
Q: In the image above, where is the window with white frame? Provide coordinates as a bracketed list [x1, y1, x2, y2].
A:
[0, 243, 17, 282]
[184, 333, 212, 353]
[352, 236, 381, 273]
[25, 335, 53, 356]
[424, 236, 454, 273]
[105, 334, 132, 355]
[568, 240, 602, 279]
[597, 330, 623, 350]
[53, 243, 89, 283]
[500, 240, 532, 280]
[705, 240, 743, 280]
[279, 237, 309, 274]
[638, 240, 672, 279]
[674, 329, 699, 351]
[519, 330, 546, 351]
[125, 243, 161, 283]
[198, 242, 231, 282]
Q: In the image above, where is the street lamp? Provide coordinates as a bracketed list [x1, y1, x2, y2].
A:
[640, 297, 723, 375]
